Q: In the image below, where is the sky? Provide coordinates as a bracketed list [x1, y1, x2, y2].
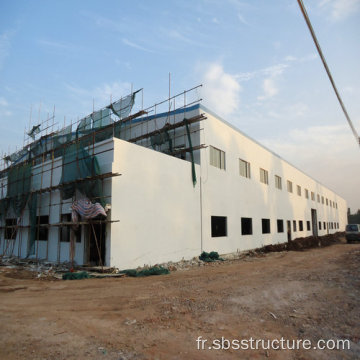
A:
[0, 0, 359, 211]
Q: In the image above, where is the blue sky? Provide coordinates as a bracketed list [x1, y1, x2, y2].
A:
[0, 0, 359, 211]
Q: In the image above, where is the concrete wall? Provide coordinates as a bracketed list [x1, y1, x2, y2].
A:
[110, 138, 201, 269]
[199, 106, 347, 255]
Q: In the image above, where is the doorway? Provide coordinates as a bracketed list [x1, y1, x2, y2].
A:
[311, 209, 318, 237]
[89, 222, 106, 266]
[287, 220, 292, 241]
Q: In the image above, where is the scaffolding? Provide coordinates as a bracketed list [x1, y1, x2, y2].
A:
[0, 85, 206, 266]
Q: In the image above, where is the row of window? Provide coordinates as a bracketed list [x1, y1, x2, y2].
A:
[3, 215, 81, 243]
[211, 216, 339, 237]
[210, 146, 338, 210]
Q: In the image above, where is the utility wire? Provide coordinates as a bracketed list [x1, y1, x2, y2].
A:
[297, 0, 360, 147]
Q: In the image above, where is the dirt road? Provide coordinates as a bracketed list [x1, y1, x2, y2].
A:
[0, 242, 359, 359]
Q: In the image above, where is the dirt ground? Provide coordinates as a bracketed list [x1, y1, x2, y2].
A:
[0, 241, 359, 360]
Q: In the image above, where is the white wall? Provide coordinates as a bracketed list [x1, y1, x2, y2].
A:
[200, 107, 347, 255]
[110, 138, 201, 269]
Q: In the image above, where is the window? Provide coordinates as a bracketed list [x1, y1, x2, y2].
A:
[326, 198, 328, 206]
[60, 214, 81, 243]
[210, 146, 226, 170]
[260, 168, 269, 185]
[317, 194, 320, 203]
[287, 180, 293, 193]
[241, 217, 252, 235]
[299, 221, 303, 231]
[5, 218, 17, 240]
[329, 200, 332, 207]
[319, 221, 322, 230]
[307, 221, 311, 231]
[297, 185, 301, 196]
[324, 222, 326, 229]
[275, 175, 282, 190]
[277, 219, 284, 233]
[321, 196, 324, 204]
[211, 216, 227, 237]
[262, 219, 271, 234]
[337, 222, 339, 229]
[305, 189, 309, 199]
[293, 220, 297, 232]
[239, 159, 251, 178]
[36, 216, 49, 241]
[311, 192, 315, 201]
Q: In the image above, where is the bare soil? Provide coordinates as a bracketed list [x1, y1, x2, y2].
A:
[0, 241, 359, 360]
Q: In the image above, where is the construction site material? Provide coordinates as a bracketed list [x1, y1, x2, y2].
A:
[119, 266, 170, 277]
[199, 251, 224, 262]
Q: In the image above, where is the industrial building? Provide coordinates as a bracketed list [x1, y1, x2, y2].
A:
[0, 86, 347, 269]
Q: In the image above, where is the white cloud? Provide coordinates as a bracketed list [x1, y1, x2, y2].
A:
[0, 31, 12, 70]
[258, 78, 278, 100]
[65, 81, 132, 113]
[0, 96, 12, 117]
[319, 0, 360, 21]
[122, 38, 154, 53]
[200, 63, 241, 116]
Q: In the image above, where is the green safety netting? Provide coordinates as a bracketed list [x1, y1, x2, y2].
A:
[60, 144, 104, 206]
[199, 251, 224, 262]
[7, 163, 32, 217]
[119, 266, 170, 277]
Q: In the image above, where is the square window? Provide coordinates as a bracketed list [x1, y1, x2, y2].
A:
[275, 175, 282, 190]
[241, 217, 252, 235]
[277, 219, 284, 233]
[260, 168, 269, 185]
[239, 159, 251, 178]
[36, 216, 49, 241]
[299, 221, 303, 231]
[210, 146, 226, 170]
[5, 218, 17, 240]
[305, 189, 309, 199]
[297, 185, 301, 196]
[211, 216, 227, 237]
[262, 218, 271, 234]
[307, 221, 311, 231]
[287, 180, 293, 193]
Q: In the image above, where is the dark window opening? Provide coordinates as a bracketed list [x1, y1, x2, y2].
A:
[36, 216, 49, 241]
[307, 221, 311, 231]
[211, 216, 227, 237]
[293, 220, 297, 232]
[299, 221, 303, 231]
[277, 219, 284, 233]
[241, 217, 252, 235]
[60, 214, 81, 243]
[262, 218, 271, 234]
[5, 218, 17, 240]
[319, 221, 322, 230]
[324, 222, 326, 229]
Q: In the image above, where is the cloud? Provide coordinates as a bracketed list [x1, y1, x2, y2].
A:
[319, 0, 360, 21]
[0, 31, 12, 70]
[0, 97, 12, 117]
[37, 39, 77, 51]
[200, 63, 241, 116]
[258, 78, 278, 100]
[65, 81, 133, 113]
[122, 38, 154, 53]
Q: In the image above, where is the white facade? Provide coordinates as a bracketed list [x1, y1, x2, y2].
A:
[0, 104, 347, 269]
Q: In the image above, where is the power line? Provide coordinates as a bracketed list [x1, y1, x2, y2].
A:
[297, 0, 360, 147]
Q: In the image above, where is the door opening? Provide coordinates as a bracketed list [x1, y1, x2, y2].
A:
[89, 222, 106, 266]
[311, 209, 318, 237]
[287, 220, 292, 241]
